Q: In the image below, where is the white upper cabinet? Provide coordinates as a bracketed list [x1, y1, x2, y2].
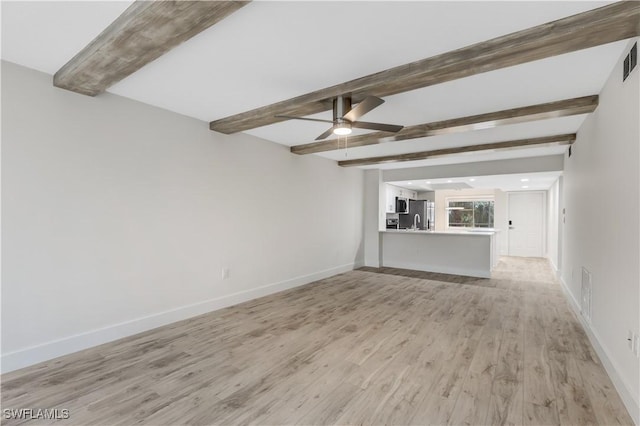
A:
[386, 185, 397, 213]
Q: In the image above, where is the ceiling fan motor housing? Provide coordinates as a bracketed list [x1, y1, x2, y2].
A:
[333, 96, 352, 121]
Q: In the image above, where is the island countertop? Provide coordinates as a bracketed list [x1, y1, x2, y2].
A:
[381, 229, 497, 236]
[380, 229, 499, 278]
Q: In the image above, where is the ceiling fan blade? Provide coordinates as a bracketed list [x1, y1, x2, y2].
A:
[351, 121, 404, 133]
[342, 96, 385, 122]
[275, 115, 334, 124]
[315, 126, 337, 140]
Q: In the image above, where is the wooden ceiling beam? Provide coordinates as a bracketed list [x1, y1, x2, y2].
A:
[54, 1, 250, 96]
[337, 134, 576, 167]
[209, 1, 639, 134]
[291, 95, 597, 155]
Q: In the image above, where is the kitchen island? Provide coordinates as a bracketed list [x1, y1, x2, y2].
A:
[380, 229, 498, 278]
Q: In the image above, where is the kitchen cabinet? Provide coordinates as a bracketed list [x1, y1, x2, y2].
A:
[386, 185, 397, 213]
[398, 189, 417, 199]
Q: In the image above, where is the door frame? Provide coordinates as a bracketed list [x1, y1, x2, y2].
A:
[506, 190, 547, 257]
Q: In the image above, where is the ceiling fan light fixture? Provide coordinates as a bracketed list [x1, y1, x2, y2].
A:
[333, 123, 352, 136]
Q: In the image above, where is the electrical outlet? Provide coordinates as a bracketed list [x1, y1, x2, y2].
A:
[222, 268, 230, 280]
[628, 330, 634, 350]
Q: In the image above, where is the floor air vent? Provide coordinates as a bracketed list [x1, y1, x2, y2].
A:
[581, 267, 592, 323]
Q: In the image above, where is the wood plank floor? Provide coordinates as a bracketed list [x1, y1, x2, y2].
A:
[1, 257, 633, 425]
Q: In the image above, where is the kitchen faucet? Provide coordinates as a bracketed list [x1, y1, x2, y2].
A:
[413, 214, 421, 230]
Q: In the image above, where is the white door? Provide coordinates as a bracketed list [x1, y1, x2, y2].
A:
[508, 192, 544, 257]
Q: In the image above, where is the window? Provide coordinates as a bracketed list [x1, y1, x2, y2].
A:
[447, 199, 494, 228]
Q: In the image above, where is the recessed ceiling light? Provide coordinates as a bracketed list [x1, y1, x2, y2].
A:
[469, 178, 476, 182]
[522, 185, 529, 189]
[521, 178, 529, 182]
[407, 182, 412, 185]
[425, 181, 431, 184]
[447, 180, 453, 183]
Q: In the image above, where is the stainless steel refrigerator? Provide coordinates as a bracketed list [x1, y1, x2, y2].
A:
[399, 200, 435, 230]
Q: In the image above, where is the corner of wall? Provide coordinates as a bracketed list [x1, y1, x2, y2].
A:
[1, 61, 368, 374]
[559, 277, 640, 425]
[559, 37, 640, 424]
[1, 262, 358, 373]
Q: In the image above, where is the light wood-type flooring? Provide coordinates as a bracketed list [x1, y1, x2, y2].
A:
[1, 257, 633, 425]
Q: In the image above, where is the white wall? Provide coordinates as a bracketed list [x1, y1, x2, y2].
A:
[1, 61, 365, 372]
[363, 169, 382, 267]
[434, 188, 508, 255]
[416, 191, 435, 201]
[561, 39, 639, 422]
[547, 179, 560, 272]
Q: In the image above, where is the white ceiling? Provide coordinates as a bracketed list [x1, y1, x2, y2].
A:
[1, 1, 630, 169]
[389, 171, 563, 192]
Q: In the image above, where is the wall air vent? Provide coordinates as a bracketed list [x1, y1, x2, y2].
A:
[623, 42, 637, 82]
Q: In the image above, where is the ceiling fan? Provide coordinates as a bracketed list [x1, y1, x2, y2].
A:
[276, 95, 403, 141]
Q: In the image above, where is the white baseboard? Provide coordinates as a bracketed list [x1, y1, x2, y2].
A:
[1, 263, 356, 374]
[546, 255, 559, 275]
[559, 278, 640, 425]
[381, 260, 491, 278]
